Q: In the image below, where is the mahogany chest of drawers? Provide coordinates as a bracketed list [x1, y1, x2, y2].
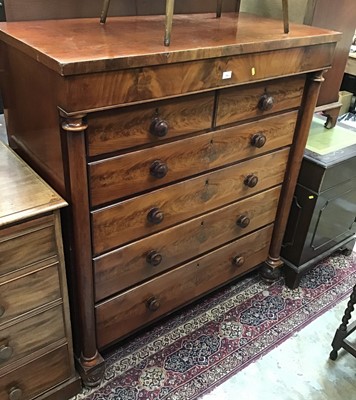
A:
[0, 142, 80, 399]
[0, 13, 340, 385]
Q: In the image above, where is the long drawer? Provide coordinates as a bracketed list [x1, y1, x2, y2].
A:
[89, 112, 297, 206]
[0, 262, 61, 326]
[91, 148, 289, 255]
[0, 345, 71, 400]
[95, 224, 273, 348]
[0, 215, 57, 278]
[87, 92, 215, 156]
[94, 186, 281, 301]
[0, 304, 65, 370]
[216, 75, 305, 126]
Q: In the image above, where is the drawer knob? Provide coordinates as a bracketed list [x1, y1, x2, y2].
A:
[150, 118, 169, 137]
[0, 305, 4, 317]
[146, 250, 163, 266]
[251, 133, 267, 148]
[236, 215, 250, 228]
[244, 174, 258, 188]
[9, 387, 23, 400]
[258, 94, 274, 111]
[147, 297, 160, 312]
[147, 208, 164, 224]
[232, 255, 245, 268]
[150, 160, 168, 179]
[0, 345, 13, 362]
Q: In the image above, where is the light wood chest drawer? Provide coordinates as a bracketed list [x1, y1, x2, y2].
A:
[91, 148, 289, 254]
[0, 304, 65, 370]
[216, 75, 305, 127]
[89, 112, 297, 206]
[94, 186, 281, 301]
[95, 224, 273, 348]
[0, 215, 57, 278]
[0, 345, 71, 400]
[0, 261, 61, 326]
[87, 92, 215, 156]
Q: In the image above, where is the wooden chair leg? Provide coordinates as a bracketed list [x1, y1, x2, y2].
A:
[164, 0, 175, 46]
[100, 0, 111, 24]
[216, 0, 223, 18]
[282, 0, 289, 33]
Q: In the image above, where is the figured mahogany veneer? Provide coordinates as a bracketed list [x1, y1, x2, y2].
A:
[0, 13, 340, 385]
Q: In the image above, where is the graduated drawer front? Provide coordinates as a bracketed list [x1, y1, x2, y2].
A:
[216, 75, 305, 126]
[65, 43, 335, 111]
[89, 112, 297, 206]
[94, 186, 281, 301]
[0, 304, 65, 370]
[95, 224, 273, 348]
[0, 262, 61, 325]
[87, 92, 215, 156]
[0, 345, 71, 400]
[92, 148, 289, 255]
[0, 215, 57, 278]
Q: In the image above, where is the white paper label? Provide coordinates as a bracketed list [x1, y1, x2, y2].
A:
[222, 71, 232, 80]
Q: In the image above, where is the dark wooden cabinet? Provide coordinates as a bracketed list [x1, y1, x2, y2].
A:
[0, 14, 339, 386]
[282, 117, 356, 288]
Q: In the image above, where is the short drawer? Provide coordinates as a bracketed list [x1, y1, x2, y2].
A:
[91, 147, 289, 255]
[0, 215, 57, 278]
[94, 186, 281, 300]
[0, 345, 71, 400]
[89, 112, 297, 206]
[0, 262, 61, 326]
[216, 75, 305, 127]
[0, 304, 65, 370]
[87, 92, 215, 156]
[95, 224, 273, 348]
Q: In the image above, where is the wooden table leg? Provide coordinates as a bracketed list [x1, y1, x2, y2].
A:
[216, 0, 223, 18]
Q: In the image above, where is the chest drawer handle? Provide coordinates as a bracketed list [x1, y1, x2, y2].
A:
[251, 133, 267, 148]
[147, 208, 164, 224]
[8, 387, 23, 400]
[258, 94, 274, 112]
[146, 250, 163, 266]
[232, 256, 245, 268]
[147, 297, 160, 312]
[0, 345, 13, 362]
[236, 215, 250, 228]
[150, 160, 168, 179]
[0, 305, 4, 317]
[244, 174, 258, 188]
[150, 118, 169, 137]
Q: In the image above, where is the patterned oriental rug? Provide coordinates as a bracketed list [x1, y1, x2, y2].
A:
[73, 252, 356, 400]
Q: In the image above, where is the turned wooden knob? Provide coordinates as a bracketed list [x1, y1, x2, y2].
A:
[236, 215, 250, 228]
[258, 94, 274, 111]
[244, 174, 258, 188]
[146, 250, 163, 266]
[0, 345, 13, 362]
[147, 208, 164, 224]
[9, 387, 23, 400]
[150, 118, 169, 137]
[150, 160, 168, 179]
[251, 133, 267, 148]
[147, 297, 160, 311]
[232, 255, 245, 268]
[0, 305, 4, 317]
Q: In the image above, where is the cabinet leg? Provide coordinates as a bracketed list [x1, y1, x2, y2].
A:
[260, 256, 283, 283]
[76, 352, 106, 387]
[322, 105, 341, 129]
[339, 237, 355, 256]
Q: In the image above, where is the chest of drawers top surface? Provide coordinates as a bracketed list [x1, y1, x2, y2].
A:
[0, 13, 340, 76]
[0, 141, 66, 227]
